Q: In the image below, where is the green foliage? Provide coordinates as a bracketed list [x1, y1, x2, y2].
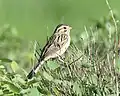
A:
[0, 14, 120, 96]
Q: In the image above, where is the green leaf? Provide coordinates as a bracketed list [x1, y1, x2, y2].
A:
[73, 82, 82, 96]
[43, 71, 53, 81]
[0, 65, 5, 69]
[10, 61, 19, 72]
[37, 86, 50, 95]
[27, 79, 40, 85]
[29, 88, 40, 96]
[47, 61, 60, 70]
[2, 81, 20, 93]
[91, 75, 97, 85]
[14, 74, 26, 85]
[0, 58, 12, 63]
[0, 90, 3, 95]
[0, 65, 5, 75]
[20, 88, 30, 95]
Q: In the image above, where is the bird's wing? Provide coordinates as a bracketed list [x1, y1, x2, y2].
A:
[40, 33, 68, 60]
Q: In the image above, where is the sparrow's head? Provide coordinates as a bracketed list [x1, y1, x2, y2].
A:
[54, 24, 72, 34]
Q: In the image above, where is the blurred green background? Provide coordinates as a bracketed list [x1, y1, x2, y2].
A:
[0, 0, 120, 95]
[0, 0, 119, 44]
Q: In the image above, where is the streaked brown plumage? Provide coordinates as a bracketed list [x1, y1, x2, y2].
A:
[27, 24, 72, 79]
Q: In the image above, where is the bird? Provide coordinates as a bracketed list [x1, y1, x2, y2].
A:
[27, 24, 72, 79]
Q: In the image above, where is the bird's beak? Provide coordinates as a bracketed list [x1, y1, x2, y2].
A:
[69, 26, 72, 30]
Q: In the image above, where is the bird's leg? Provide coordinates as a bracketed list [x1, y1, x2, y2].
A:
[58, 56, 64, 63]
[57, 55, 67, 64]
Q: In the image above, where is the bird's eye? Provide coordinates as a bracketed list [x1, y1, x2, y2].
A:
[63, 27, 66, 29]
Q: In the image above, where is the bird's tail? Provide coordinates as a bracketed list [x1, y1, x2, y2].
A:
[27, 60, 44, 79]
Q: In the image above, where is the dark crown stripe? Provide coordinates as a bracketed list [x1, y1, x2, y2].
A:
[54, 24, 68, 33]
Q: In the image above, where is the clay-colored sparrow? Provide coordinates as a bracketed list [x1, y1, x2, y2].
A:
[27, 24, 72, 79]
